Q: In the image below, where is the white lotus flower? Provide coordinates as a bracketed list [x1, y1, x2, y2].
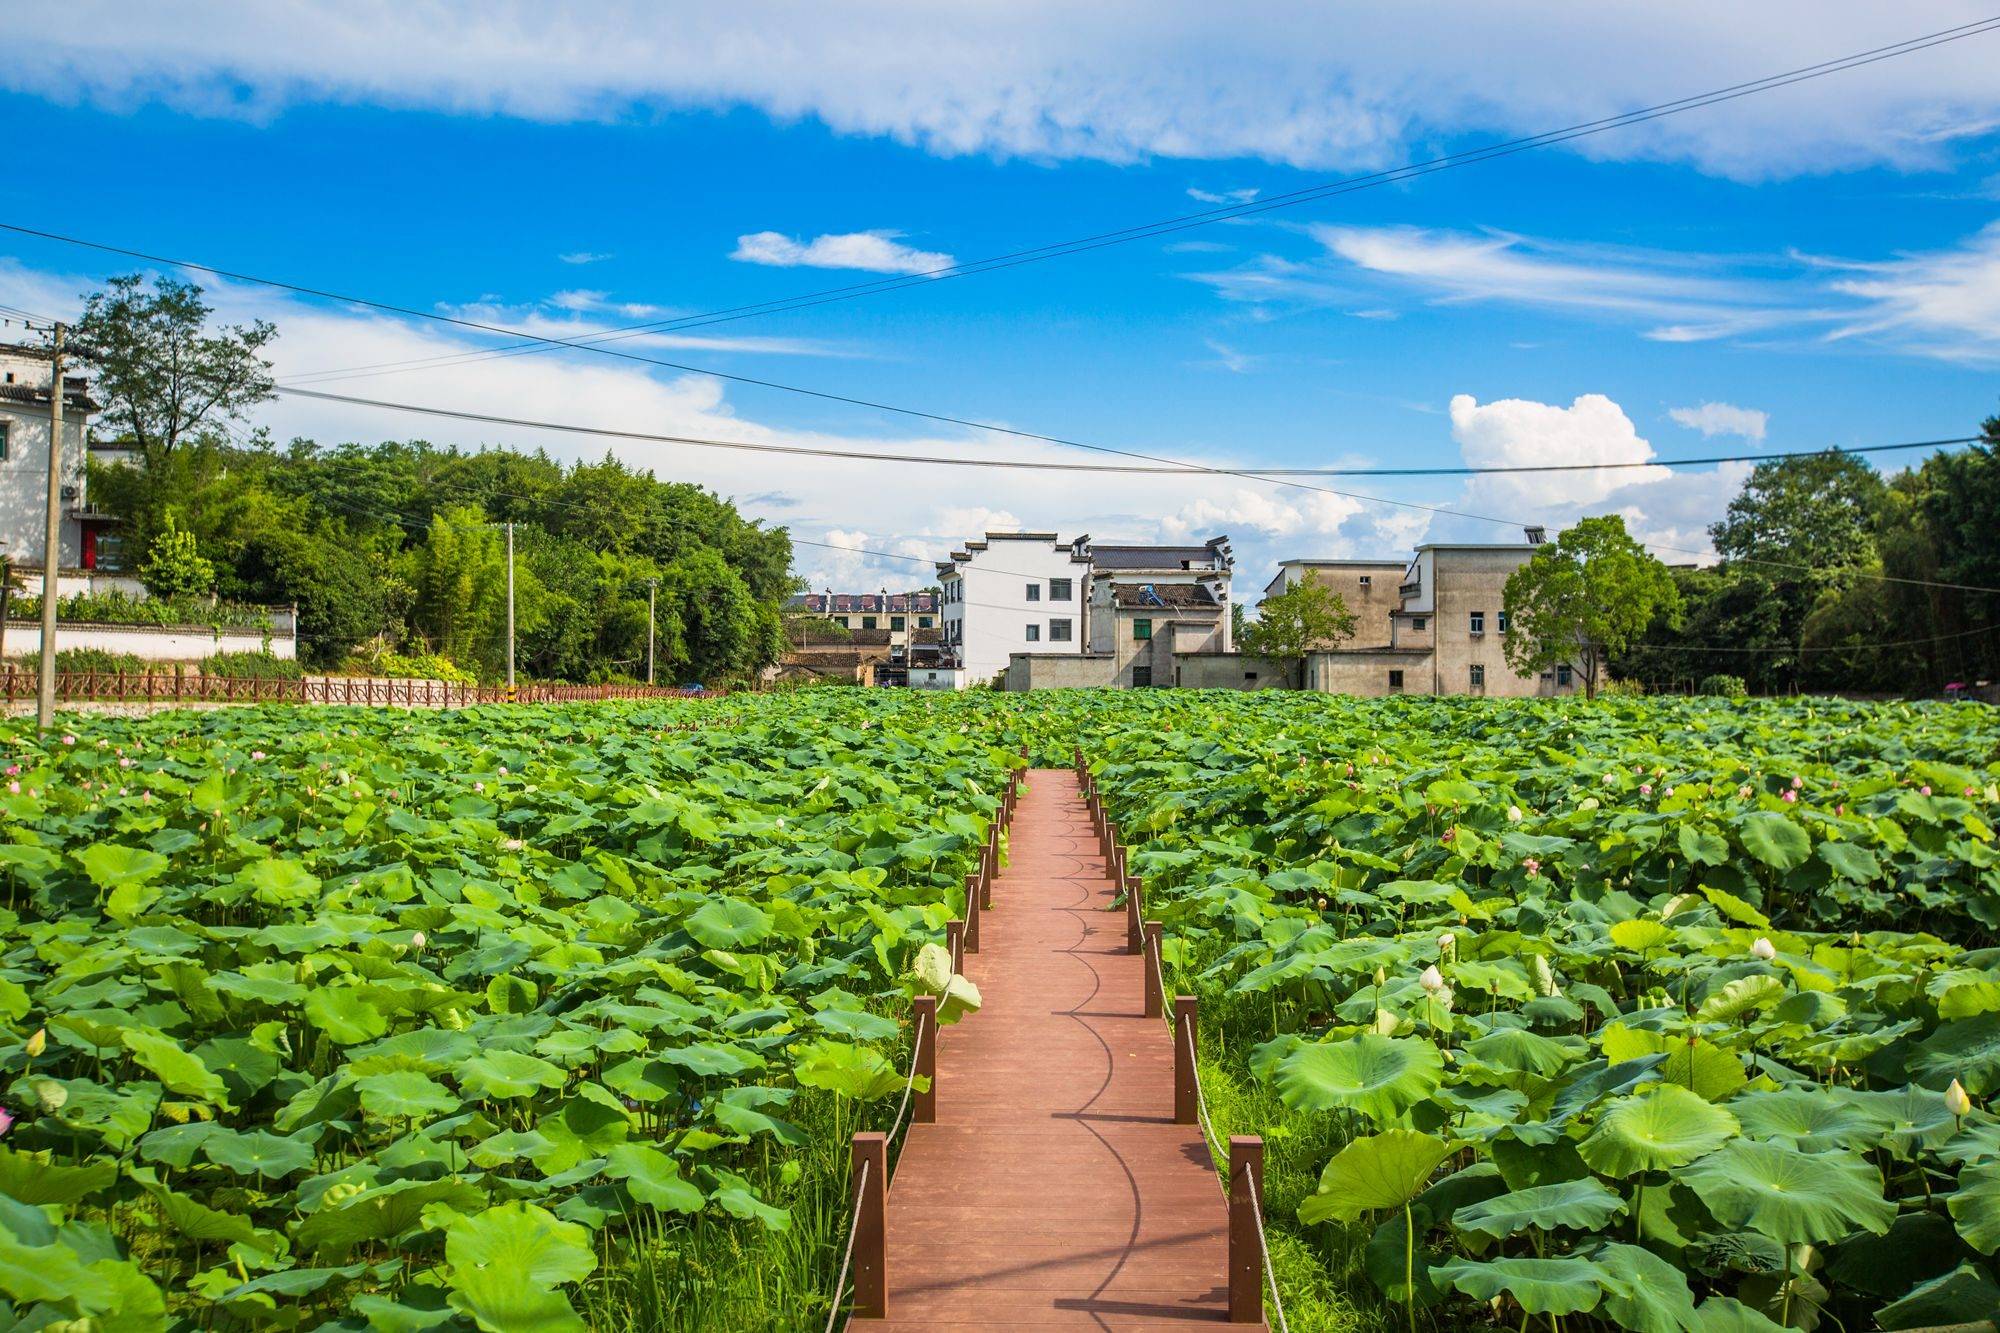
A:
[1506, 806, 1523, 822]
[410, 931, 427, 949]
[1750, 937, 1777, 961]
[1420, 964, 1447, 994]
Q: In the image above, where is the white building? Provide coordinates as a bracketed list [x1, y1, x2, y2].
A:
[937, 533, 1093, 682]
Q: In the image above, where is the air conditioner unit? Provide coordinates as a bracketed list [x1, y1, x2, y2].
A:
[59, 485, 78, 503]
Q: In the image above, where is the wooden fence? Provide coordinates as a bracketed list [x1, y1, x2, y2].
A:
[0, 669, 717, 709]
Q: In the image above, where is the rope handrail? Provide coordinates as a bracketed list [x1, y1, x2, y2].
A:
[1246, 1162, 1292, 1333]
[882, 1008, 931, 1165]
[823, 1158, 871, 1333]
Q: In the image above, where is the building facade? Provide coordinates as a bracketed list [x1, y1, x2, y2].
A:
[938, 533, 1094, 682]
[0, 343, 118, 587]
[1263, 558, 1407, 648]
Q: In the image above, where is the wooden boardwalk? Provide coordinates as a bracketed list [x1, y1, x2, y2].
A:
[866, 768, 1237, 1330]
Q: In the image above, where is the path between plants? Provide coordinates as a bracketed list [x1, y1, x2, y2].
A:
[865, 768, 1238, 1329]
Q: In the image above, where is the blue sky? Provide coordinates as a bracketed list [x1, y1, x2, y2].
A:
[4, 3, 1999, 589]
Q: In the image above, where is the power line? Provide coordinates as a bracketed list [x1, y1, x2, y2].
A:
[275, 387, 1982, 476]
[267, 16, 2000, 385]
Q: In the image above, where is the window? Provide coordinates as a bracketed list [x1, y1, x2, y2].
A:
[1026, 583, 1041, 602]
[1049, 618, 1072, 642]
[1132, 666, 1153, 688]
[1498, 610, 1510, 633]
[1358, 575, 1372, 587]
[1050, 578, 1073, 600]
[919, 616, 933, 628]
[891, 616, 906, 631]
[1470, 664, 1486, 690]
[1469, 611, 1485, 634]
[1557, 664, 1573, 687]
[1245, 672, 1258, 683]
[0, 421, 7, 459]
[862, 616, 877, 629]
[1411, 617, 1426, 631]
[1025, 624, 1041, 642]
[1389, 670, 1404, 690]
[1133, 618, 1153, 641]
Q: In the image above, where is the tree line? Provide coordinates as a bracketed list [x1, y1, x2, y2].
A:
[71, 274, 793, 683]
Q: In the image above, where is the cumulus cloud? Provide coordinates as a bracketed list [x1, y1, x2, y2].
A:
[6, 4, 1999, 177]
[1669, 401, 1768, 439]
[731, 230, 953, 275]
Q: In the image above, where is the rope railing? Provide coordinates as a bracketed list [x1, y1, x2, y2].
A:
[823, 1158, 872, 1333]
[1245, 1162, 1292, 1333]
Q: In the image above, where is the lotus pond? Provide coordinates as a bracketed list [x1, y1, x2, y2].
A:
[2, 689, 1998, 1332]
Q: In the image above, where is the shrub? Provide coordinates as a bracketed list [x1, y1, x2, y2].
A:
[11, 591, 271, 631]
[138, 513, 216, 599]
[203, 651, 303, 681]
[339, 647, 476, 685]
[1599, 677, 1646, 697]
[1699, 672, 1750, 698]
[10, 648, 149, 675]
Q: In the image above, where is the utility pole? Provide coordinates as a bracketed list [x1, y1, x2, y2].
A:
[37, 324, 65, 732]
[504, 521, 516, 700]
[646, 578, 657, 686]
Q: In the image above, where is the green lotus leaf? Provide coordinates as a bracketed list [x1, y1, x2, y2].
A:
[655, 1042, 765, 1077]
[1274, 1034, 1444, 1124]
[202, 1128, 316, 1180]
[1464, 1028, 1580, 1078]
[240, 857, 322, 906]
[1691, 1297, 1788, 1332]
[121, 1029, 231, 1107]
[1675, 1141, 1893, 1245]
[1737, 813, 1811, 871]
[1726, 1089, 1880, 1152]
[297, 1178, 489, 1259]
[1450, 1178, 1626, 1239]
[78, 841, 169, 896]
[810, 1008, 900, 1042]
[0, 1233, 115, 1310]
[1876, 1262, 2000, 1332]
[1429, 1255, 1621, 1317]
[793, 1040, 906, 1100]
[1678, 825, 1729, 867]
[1948, 1160, 2000, 1254]
[485, 974, 539, 1015]
[1578, 1085, 1738, 1177]
[685, 898, 774, 950]
[457, 1051, 568, 1100]
[1297, 1129, 1452, 1225]
[1588, 1241, 1702, 1333]
[1817, 841, 1881, 882]
[304, 986, 390, 1044]
[1659, 1039, 1747, 1101]
[1908, 1014, 2000, 1095]
[1609, 919, 1674, 953]
[0, 1148, 116, 1206]
[1847, 1086, 1961, 1158]
[445, 1201, 596, 1333]
[1695, 975, 1785, 1024]
[355, 1070, 459, 1121]
[601, 1144, 705, 1213]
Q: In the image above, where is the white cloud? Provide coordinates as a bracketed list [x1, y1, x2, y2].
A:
[1202, 339, 1258, 373]
[1188, 186, 1260, 205]
[557, 251, 611, 265]
[1669, 401, 1768, 440]
[1817, 220, 2000, 364]
[731, 231, 953, 275]
[7, 4, 2000, 178]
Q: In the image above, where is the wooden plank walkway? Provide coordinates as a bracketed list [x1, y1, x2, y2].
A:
[866, 768, 1237, 1330]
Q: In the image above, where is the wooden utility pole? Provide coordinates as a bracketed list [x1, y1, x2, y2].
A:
[504, 520, 516, 699]
[646, 578, 657, 685]
[37, 324, 65, 731]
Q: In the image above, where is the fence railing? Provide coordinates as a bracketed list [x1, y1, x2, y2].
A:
[826, 754, 1023, 1328]
[1078, 745, 1289, 1333]
[0, 669, 720, 709]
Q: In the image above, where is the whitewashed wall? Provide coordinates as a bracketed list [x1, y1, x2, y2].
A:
[1, 621, 296, 661]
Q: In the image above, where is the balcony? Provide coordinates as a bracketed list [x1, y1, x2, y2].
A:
[1398, 582, 1421, 599]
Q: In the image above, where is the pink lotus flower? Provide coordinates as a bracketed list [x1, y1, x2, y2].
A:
[1921, 785, 1933, 796]
[118, 757, 132, 769]
[250, 751, 266, 761]
[60, 735, 74, 746]
[1836, 804, 1846, 817]
[1782, 790, 1797, 803]
[473, 782, 486, 793]
[1441, 828, 1455, 843]
[1663, 787, 1675, 798]
[1739, 785, 1754, 799]
[0, 1107, 12, 1137]
[1522, 857, 1542, 875]
[1791, 776, 1803, 789]
[1640, 784, 1653, 797]
[4, 766, 17, 777]
[6, 782, 18, 795]
[498, 766, 509, 776]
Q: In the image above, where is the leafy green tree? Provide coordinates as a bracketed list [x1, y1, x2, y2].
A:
[1504, 515, 1681, 700]
[73, 274, 276, 464]
[1243, 574, 1358, 677]
[137, 513, 215, 599]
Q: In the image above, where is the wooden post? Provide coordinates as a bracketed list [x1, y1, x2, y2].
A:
[1229, 1136, 1265, 1325]
[946, 920, 964, 975]
[850, 1132, 888, 1319]
[1144, 923, 1164, 1019]
[912, 995, 937, 1124]
[1126, 874, 1143, 955]
[965, 871, 981, 955]
[1174, 996, 1198, 1126]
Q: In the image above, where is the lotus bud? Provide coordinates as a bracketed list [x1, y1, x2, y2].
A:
[1373, 967, 1387, 987]
[1750, 937, 1777, 961]
[1947, 1079, 1973, 1117]
[1316, 896, 1328, 911]
[1420, 964, 1447, 994]
[24, 1029, 45, 1058]
[1506, 806, 1523, 823]
[411, 931, 427, 949]
[1533, 953, 1559, 998]
[1438, 932, 1457, 962]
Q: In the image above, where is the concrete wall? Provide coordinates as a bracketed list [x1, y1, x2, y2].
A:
[0, 402, 87, 570]
[1174, 652, 1299, 690]
[1005, 653, 1116, 691]
[1424, 548, 1571, 697]
[908, 667, 968, 690]
[1306, 649, 1431, 696]
[1, 621, 296, 662]
[1265, 561, 1408, 647]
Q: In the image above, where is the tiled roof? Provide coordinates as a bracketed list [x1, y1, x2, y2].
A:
[1091, 545, 1222, 571]
[1112, 583, 1220, 609]
[791, 591, 937, 614]
[0, 381, 100, 413]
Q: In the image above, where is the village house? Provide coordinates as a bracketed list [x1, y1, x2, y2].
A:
[0, 342, 131, 594]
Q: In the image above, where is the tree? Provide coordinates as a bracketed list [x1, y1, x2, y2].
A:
[1504, 515, 1681, 700]
[136, 514, 215, 600]
[73, 274, 275, 464]
[1242, 574, 1357, 678]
